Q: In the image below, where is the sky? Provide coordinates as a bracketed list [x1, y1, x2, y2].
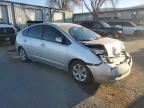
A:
[6, 0, 144, 13]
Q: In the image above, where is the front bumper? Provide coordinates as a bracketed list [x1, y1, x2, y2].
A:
[87, 54, 132, 83]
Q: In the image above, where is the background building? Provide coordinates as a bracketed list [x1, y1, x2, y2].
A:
[74, 5, 144, 24]
[0, 1, 73, 29]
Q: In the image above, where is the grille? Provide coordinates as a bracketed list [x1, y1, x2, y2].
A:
[0, 28, 15, 36]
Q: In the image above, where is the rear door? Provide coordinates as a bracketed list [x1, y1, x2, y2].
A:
[22, 25, 43, 58]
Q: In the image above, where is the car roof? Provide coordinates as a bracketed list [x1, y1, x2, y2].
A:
[26, 22, 83, 37]
[49, 22, 82, 34]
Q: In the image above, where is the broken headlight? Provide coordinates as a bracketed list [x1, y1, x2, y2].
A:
[90, 49, 108, 63]
[99, 54, 108, 63]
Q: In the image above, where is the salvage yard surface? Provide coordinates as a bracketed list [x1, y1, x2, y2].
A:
[0, 36, 144, 108]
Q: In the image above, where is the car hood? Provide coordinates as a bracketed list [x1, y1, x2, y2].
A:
[0, 24, 14, 28]
[81, 37, 123, 57]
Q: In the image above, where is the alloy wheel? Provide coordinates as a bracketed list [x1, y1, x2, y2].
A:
[19, 49, 27, 61]
[72, 64, 87, 82]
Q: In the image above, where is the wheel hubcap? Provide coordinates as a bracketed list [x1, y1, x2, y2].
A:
[72, 64, 87, 82]
[19, 49, 26, 61]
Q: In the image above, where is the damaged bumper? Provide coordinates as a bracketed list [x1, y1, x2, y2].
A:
[87, 53, 132, 83]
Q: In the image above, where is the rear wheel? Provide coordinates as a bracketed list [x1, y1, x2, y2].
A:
[70, 60, 93, 84]
[18, 48, 29, 62]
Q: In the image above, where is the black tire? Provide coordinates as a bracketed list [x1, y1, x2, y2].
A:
[134, 30, 143, 36]
[70, 60, 94, 84]
[18, 47, 29, 62]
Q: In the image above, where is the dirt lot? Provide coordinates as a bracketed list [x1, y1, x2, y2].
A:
[0, 36, 144, 108]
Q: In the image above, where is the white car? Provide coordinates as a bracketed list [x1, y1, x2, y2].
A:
[108, 21, 144, 36]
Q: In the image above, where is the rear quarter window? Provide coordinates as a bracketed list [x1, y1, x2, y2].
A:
[22, 25, 42, 39]
[22, 28, 29, 36]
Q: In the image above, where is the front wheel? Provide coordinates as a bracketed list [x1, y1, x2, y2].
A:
[70, 61, 93, 84]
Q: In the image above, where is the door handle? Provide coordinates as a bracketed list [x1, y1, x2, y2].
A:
[41, 43, 45, 47]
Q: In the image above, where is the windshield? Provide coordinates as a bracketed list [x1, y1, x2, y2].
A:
[101, 21, 111, 27]
[69, 27, 101, 41]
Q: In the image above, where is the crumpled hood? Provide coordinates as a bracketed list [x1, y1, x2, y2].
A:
[81, 37, 123, 57]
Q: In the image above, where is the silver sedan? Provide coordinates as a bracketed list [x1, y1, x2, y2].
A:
[16, 23, 132, 84]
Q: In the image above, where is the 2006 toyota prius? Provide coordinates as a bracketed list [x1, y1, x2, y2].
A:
[16, 23, 132, 84]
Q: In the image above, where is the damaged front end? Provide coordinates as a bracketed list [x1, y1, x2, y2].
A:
[82, 42, 132, 83]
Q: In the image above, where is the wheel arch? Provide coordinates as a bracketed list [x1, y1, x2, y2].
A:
[68, 58, 85, 72]
[18, 46, 23, 52]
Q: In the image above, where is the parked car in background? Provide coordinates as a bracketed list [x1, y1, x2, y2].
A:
[108, 21, 144, 36]
[136, 23, 144, 28]
[80, 21, 123, 38]
[27, 21, 43, 26]
[0, 18, 17, 44]
[16, 23, 132, 84]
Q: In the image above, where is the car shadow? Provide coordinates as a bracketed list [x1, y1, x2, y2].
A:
[0, 46, 100, 108]
[127, 96, 144, 108]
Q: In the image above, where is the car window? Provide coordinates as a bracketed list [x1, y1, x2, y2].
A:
[22, 28, 29, 36]
[101, 21, 111, 27]
[23, 25, 42, 39]
[0, 19, 7, 24]
[109, 22, 135, 27]
[42, 25, 70, 44]
[93, 23, 102, 29]
[120, 22, 134, 27]
[108, 22, 121, 26]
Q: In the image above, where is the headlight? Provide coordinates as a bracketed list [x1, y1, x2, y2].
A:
[90, 49, 108, 63]
[99, 54, 108, 63]
[117, 30, 123, 33]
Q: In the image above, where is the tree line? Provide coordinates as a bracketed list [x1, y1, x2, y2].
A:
[46, 0, 118, 20]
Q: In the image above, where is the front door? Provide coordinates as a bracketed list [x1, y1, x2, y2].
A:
[40, 25, 69, 68]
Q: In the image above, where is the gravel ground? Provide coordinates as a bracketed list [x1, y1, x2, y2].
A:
[0, 36, 144, 108]
[74, 36, 144, 108]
